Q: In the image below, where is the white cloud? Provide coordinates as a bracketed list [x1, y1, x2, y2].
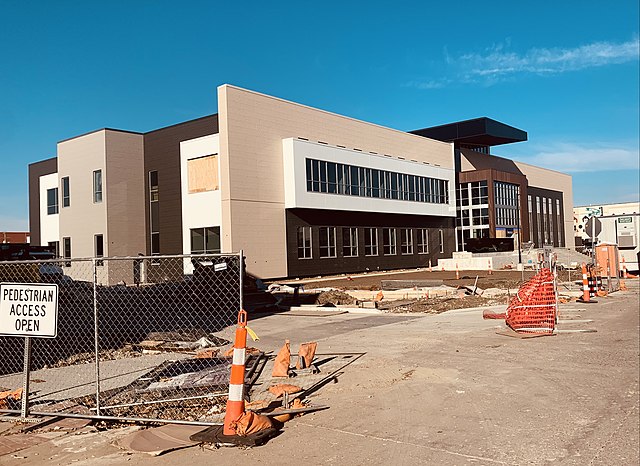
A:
[465, 38, 639, 77]
[409, 37, 639, 87]
[513, 142, 639, 173]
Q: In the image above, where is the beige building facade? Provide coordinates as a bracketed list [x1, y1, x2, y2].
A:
[29, 84, 574, 281]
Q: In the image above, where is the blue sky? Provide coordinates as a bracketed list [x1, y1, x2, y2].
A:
[1, 0, 638, 230]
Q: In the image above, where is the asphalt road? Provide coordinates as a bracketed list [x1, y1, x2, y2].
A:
[1, 281, 638, 465]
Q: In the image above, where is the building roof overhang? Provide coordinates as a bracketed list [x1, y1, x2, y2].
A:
[410, 117, 527, 147]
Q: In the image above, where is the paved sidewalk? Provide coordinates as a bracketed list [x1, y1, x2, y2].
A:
[1, 283, 638, 465]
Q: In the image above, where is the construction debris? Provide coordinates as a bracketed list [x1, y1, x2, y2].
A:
[315, 290, 357, 306]
[271, 340, 291, 377]
[296, 341, 318, 369]
[0, 388, 22, 409]
[268, 384, 303, 397]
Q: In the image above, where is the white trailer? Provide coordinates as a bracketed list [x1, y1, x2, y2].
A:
[595, 214, 640, 273]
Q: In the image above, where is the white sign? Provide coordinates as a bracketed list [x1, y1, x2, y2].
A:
[0, 283, 59, 338]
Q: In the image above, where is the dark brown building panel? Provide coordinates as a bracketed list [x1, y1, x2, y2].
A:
[458, 168, 529, 240]
[286, 208, 455, 278]
[28, 157, 57, 246]
[143, 115, 219, 256]
[527, 186, 565, 248]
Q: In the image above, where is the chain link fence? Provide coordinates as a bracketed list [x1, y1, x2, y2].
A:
[0, 253, 243, 425]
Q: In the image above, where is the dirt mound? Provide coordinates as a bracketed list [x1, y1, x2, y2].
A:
[316, 290, 357, 306]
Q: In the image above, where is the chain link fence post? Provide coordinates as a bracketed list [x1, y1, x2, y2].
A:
[93, 257, 101, 416]
[20, 337, 31, 419]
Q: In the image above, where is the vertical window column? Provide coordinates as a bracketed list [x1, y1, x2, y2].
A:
[297, 227, 312, 259]
[93, 170, 102, 203]
[149, 171, 159, 256]
[364, 228, 378, 256]
[47, 188, 59, 215]
[418, 228, 429, 254]
[61, 177, 70, 207]
[319, 227, 336, 258]
[342, 227, 358, 257]
[556, 199, 563, 247]
[400, 228, 413, 255]
[63, 237, 71, 267]
[383, 228, 396, 255]
[95, 234, 104, 266]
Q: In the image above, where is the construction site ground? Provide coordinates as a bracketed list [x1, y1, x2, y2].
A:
[1, 276, 638, 465]
[294, 268, 583, 292]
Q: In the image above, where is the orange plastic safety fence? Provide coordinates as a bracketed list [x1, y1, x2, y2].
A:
[505, 268, 557, 334]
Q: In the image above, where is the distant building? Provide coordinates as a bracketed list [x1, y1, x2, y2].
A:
[28, 85, 573, 280]
[1, 231, 30, 244]
[574, 201, 640, 271]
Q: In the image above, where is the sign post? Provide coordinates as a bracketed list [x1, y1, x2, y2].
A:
[0, 283, 59, 419]
[585, 207, 603, 264]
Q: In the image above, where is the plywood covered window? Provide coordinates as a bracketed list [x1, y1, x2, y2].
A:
[188, 155, 219, 193]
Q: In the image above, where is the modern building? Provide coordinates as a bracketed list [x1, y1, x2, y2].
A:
[412, 118, 572, 251]
[28, 85, 573, 281]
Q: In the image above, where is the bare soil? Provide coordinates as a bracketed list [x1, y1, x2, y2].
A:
[385, 295, 506, 314]
[300, 269, 578, 292]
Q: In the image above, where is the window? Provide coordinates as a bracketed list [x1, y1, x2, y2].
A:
[342, 227, 358, 257]
[536, 196, 542, 246]
[94, 234, 104, 266]
[494, 181, 519, 227]
[191, 227, 221, 254]
[188, 155, 219, 193]
[47, 188, 58, 215]
[400, 228, 413, 255]
[548, 198, 554, 245]
[63, 237, 71, 267]
[48, 241, 59, 258]
[304, 158, 449, 205]
[418, 229, 429, 254]
[439, 229, 444, 253]
[149, 171, 159, 202]
[149, 171, 159, 258]
[364, 228, 378, 256]
[528, 195, 533, 243]
[62, 177, 70, 207]
[383, 228, 396, 255]
[151, 232, 160, 256]
[556, 199, 563, 247]
[297, 227, 312, 259]
[542, 197, 549, 244]
[93, 170, 102, 203]
[319, 227, 336, 258]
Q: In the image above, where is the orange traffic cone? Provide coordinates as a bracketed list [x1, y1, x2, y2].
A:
[487, 260, 493, 275]
[223, 310, 249, 435]
[622, 258, 630, 279]
[577, 263, 596, 303]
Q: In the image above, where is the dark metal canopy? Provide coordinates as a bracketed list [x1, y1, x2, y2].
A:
[410, 117, 527, 147]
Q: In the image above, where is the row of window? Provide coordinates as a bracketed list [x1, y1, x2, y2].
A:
[458, 181, 488, 206]
[46, 171, 102, 215]
[297, 226, 445, 259]
[49, 234, 103, 266]
[494, 181, 520, 228]
[528, 195, 563, 247]
[305, 158, 449, 204]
